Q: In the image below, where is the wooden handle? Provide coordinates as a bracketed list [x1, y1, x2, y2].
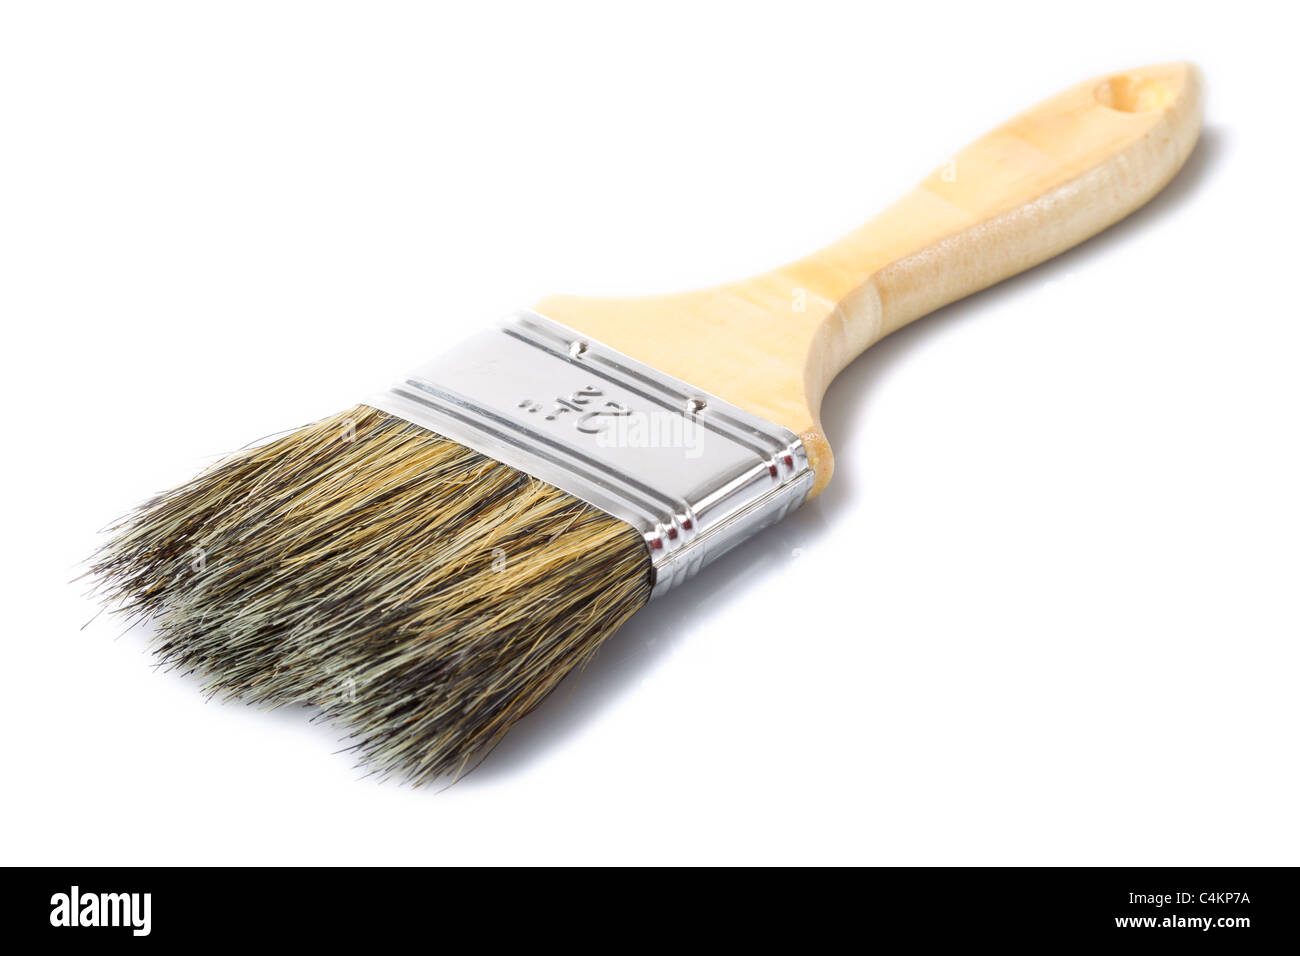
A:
[537, 62, 1203, 495]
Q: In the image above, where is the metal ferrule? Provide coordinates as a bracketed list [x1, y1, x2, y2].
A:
[368, 310, 813, 597]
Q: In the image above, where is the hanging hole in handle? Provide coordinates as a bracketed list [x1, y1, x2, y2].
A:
[1095, 74, 1174, 112]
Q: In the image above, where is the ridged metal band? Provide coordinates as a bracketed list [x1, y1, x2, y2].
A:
[367, 310, 813, 597]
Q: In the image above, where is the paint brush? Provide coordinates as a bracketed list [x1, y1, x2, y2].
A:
[92, 63, 1203, 782]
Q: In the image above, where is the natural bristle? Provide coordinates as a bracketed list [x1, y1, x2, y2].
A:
[90, 405, 652, 783]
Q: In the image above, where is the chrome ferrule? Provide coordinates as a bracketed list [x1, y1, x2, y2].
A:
[368, 310, 813, 597]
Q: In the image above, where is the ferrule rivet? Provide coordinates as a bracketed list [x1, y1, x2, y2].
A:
[686, 397, 707, 414]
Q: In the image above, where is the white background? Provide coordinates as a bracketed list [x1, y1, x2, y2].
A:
[3, 2, 1296, 865]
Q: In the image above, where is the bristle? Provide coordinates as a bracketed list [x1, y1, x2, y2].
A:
[90, 405, 652, 783]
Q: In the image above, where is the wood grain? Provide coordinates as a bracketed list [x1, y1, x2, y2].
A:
[537, 63, 1203, 495]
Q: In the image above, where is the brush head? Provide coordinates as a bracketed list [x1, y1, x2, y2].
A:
[91, 405, 652, 783]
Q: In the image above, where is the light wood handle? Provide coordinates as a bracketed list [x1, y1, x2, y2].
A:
[537, 62, 1203, 495]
